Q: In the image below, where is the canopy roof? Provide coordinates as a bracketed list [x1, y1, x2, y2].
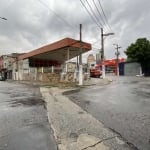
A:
[18, 38, 91, 63]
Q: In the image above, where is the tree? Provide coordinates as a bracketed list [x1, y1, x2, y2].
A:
[125, 38, 150, 76]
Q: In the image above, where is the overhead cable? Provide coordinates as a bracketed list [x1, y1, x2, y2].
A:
[80, 0, 101, 29]
[92, 0, 109, 32]
[38, 0, 78, 31]
[85, 0, 103, 27]
[97, 0, 113, 32]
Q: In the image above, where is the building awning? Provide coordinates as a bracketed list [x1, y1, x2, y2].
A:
[18, 38, 92, 64]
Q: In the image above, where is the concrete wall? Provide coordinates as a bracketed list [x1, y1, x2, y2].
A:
[17, 59, 30, 80]
[124, 62, 141, 76]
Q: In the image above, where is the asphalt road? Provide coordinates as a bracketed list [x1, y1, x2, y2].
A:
[0, 81, 57, 150]
[65, 77, 150, 150]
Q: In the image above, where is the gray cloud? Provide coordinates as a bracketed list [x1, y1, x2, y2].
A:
[0, 0, 150, 60]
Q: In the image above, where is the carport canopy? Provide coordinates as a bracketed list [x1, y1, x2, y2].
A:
[18, 38, 91, 66]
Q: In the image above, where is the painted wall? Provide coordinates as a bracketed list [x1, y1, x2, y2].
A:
[124, 62, 141, 76]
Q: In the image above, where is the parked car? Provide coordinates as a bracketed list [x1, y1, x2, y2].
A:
[90, 68, 102, 77]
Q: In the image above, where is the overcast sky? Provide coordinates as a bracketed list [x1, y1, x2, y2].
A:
[0, 0, 150, 61]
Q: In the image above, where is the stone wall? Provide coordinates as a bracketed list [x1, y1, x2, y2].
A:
[38, 73, 60, 82]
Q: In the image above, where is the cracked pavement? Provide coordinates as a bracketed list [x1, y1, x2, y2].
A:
[40, 87, 135, 150]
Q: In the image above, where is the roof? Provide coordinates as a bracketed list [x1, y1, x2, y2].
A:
[18, 38, 92, 63]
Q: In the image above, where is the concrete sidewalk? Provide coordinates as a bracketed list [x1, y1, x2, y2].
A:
[83, 78, 113, 86]
[40, 86, 134, 150]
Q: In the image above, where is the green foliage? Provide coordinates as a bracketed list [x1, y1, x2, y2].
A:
[125, 38, 150, 75]
[125, 38, 150, 62]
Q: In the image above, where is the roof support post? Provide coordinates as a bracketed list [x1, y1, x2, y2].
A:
[66, 47, 70, 73]
[67, 47, 70, 61]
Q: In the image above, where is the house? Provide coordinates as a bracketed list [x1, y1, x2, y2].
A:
[0, 53, 21, 80]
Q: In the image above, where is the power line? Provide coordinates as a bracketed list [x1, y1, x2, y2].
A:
[92, 0, 109, 31]
[80, 0, 101, 29]
[38, 0, 78, 31]
[97, 0, 113, 32]
[85, 0, 103, 27]
[79, 0, 111, 33]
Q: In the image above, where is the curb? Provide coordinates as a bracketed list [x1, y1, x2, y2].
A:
[40, 87, 133, 150]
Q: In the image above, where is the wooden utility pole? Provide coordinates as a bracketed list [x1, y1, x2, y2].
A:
[79, 24, 83, 85]
[113, 44, 121, 76]
[101, 28, 105, 78]
[79, 24, 82, 64]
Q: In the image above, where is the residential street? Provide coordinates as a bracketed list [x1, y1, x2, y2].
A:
[65, 77, 150, 150]
[40, 86, 134, 150]
[0, 81, 57, 150]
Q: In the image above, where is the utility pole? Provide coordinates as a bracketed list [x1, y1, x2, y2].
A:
[113, 44, 121, 76]
[101, 28, 105, 78]
[101, 28, 114, 78]
[78, 24, 83, 85]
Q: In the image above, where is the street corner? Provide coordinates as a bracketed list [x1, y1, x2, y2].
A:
[84, 77, 114, 86]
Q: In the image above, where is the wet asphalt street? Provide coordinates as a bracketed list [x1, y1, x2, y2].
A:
[65, 77, 150, 150]
[0, 81, 57, 150]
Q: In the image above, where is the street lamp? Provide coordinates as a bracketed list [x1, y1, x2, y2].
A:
[113, 44, 121, 76]
[0, 17, 7, 20]
[101, 28, 114, 78]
